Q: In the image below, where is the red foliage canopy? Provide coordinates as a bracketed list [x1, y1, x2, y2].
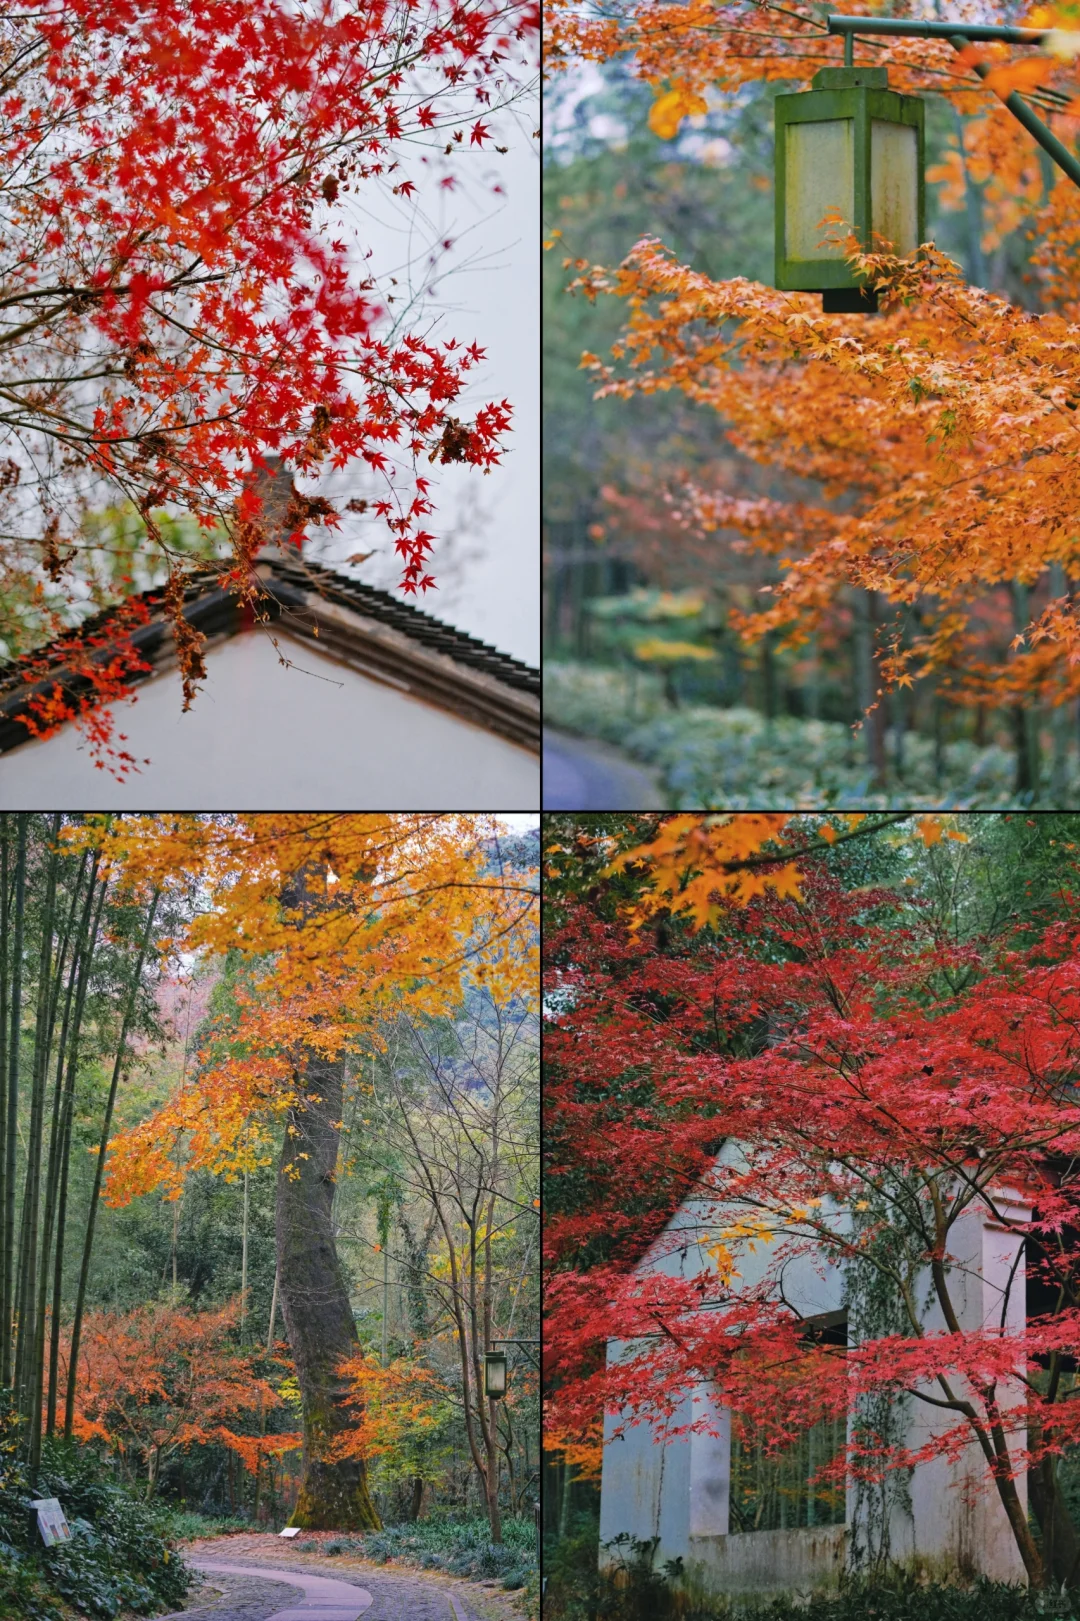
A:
[545, 861, 1080, 1581]
[0, 0, 535, 740]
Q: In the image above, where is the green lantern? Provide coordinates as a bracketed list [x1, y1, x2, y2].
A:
[484, 1350, 508, 1399]
[775, 65, 924, 311]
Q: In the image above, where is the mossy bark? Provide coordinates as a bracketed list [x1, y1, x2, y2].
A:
[277, 1045, 380, 1531]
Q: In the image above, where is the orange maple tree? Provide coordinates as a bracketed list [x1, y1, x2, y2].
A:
[90, 813, 538, 1202]
[83, 813, 537, 1529]
[548, 0, 1080, 723]
[544, 811, 961, 936]
[64, 1298, 299, 1495]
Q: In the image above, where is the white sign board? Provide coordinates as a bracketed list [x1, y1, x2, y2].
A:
[30, 1498, 71, 1547]
[279, 1526, 301, 1538]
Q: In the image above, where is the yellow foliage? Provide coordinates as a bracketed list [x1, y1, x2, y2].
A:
[633, 638, 715, 662]
[648, 84, 708, 140]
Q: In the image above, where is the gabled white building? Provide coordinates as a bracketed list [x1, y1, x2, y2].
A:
[0, 463, 539, 809]
[600, 1159, 1031, 1601]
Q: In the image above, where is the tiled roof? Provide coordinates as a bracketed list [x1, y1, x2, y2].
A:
[270, 558, 539, 697]
[0, 554, 539, 754]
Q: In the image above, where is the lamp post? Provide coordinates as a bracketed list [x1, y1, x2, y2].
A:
[777, 14, 1080, 310]
[483, 1337, 540, 1400]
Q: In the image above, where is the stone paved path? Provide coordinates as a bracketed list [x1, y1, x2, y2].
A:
[164, 1556, 484, 1621]
[191, 1560, 373, 1619]
[542, 727, 665, 810]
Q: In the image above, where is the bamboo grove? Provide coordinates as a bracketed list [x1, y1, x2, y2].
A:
[0, 813, 163, 1484]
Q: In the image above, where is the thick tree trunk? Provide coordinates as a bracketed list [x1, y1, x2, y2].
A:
[276, 1046, 379, 1530]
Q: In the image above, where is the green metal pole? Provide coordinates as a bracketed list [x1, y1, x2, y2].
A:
[949, 39, 1080, 193]
[826, 15, 1080, 192]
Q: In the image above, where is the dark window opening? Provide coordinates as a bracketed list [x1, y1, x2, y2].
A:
[729, 1308, 847, 1534]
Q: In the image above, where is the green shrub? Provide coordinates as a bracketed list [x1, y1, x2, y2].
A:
[541, 1512, 604, 1621]
[543, 660, 1056, 809]
[162, 1509, 252, 1541]
[0, 1413, 190, 1620]
[543, 1523, 1076, 1621]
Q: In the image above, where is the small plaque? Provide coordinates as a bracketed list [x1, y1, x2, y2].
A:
[279, 1525, 301, 1537]
[30, 1498, 71, 1547]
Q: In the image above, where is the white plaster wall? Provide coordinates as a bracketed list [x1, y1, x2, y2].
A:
[600, 1162, 1032, 1595]
[599, 1369, 693, 1568]
[901, 1194, 1029, 1585]
[0, 629, 539, 809]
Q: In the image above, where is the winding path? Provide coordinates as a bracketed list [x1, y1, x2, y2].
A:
[542, 728, 665, 810]
[166, 1556, 479, 1621]
[191, 1560, 372, 1619]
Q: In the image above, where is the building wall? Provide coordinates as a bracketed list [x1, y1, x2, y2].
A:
[599, 1167, 1031, 1597]
[0, 628, 539, 809]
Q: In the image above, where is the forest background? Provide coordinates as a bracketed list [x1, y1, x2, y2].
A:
[543, 2, 1080, 808]
[0, 812, 539, 1621]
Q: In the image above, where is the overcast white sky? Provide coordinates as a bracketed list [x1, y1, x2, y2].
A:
[305, 98, 539, 668]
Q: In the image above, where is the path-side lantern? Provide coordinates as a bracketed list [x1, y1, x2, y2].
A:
[484, 1349, 508, 1399]
[775, 65, 924, 312]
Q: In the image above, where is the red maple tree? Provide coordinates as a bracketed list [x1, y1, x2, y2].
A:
[0, 0, 535, 742]
[545, 828, 1080, 1590]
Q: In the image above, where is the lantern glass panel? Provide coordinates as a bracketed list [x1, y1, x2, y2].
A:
[784, 119, 854, 261]
[871, 119, 918, 255]
[485, 1351, 507, 1398]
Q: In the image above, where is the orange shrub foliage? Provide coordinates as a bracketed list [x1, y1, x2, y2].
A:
[64, 1298, 299, 1484]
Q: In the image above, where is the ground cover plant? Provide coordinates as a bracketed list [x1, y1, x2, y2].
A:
[286, 1510, 537, 1587]
[0, 1419, 190, 1620]
[544, 662, 1034, 807]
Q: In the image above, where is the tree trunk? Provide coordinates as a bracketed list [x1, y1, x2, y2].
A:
[409, 1476, 424, 1521]
[16, 816, 60, 1442]
[65, 888, 159, 1439]
[854, 588, 886, 788]
[2, 815, 26, 1388]
[48, 869, 107, 1436]
[32, 851, 93, 1464]
[276, 1046, 379, 1530]
[1012, 580, 1040, 800]
[1028, 1450, 1080, 1589]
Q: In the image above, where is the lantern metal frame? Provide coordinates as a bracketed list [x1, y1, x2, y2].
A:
[826, 15, 1080, 193]
[774, 64, 925, 300]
